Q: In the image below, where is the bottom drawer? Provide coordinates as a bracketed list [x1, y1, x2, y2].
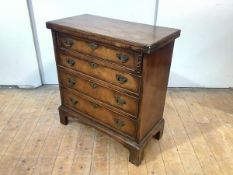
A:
[61, 88, 136, 138]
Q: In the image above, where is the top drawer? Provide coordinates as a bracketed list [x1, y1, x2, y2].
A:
[57, 33, 139, 70]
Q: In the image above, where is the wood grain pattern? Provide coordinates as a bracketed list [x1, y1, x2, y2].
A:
[58, 33, 138, 69]
[0, 87, 233, 174]
[61, 88, 136, 138]
[59, 68, 139, 116]
[46, 14, 180, 54]
[138, 42, 174, 141]
[58, 54, 140, 93]
[47, 15, 180, 165]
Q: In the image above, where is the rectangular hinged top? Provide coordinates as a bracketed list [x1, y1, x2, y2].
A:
[46, 14, 180, 54]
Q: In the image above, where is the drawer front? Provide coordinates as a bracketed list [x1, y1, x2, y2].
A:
[59, 70, 139, 116]
[58, 33, 138, 69]
[62, 89, 136, 138]
[59, 54, 140, 93]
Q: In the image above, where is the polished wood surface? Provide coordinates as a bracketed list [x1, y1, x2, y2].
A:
[59, 68, 139, 116]
[58, 33, 138, 69]
[47, 14, 180, 53]
[58, 54, 140, 92]
[61, 88, 136, 138]
[138, 42, 174, 140]
[47, 14, 180, 165]
[0, 87, 233, 174]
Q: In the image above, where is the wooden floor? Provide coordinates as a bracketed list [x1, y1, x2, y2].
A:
[0, 86, 233, 175]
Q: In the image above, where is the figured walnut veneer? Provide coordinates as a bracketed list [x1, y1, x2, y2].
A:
[47, 14, 180, 165]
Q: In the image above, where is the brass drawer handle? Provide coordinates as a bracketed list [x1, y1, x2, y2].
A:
[90, 102, 100, 108]
[70, 97, 78, 105]
[66, 58, 76, 66]
[114, 95, 126, 106]
[89, 42, 98, 50]
[89, 82, 97, 89]
[113, 118, 125, 129]
[62, 38, 74, 48]
[67, 78, 76, 87]
[116, 74, 128, 84]
[116, 53, 129, 63]
[89, 62, 98, 69]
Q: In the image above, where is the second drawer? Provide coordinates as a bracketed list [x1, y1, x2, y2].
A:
[58, 53, 140, 93]
[59, 68, 139, 116]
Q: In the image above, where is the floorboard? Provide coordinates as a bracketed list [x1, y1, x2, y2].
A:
[0, 86, 232, 175]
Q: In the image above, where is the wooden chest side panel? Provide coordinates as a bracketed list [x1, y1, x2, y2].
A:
[138, 42, 174, 141]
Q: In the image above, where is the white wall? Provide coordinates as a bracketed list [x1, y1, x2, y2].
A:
[1, 0, 232, 88]
[0, 0, 41, 87]
[31, 0, 157, 84]
[157, 0, 233, 87]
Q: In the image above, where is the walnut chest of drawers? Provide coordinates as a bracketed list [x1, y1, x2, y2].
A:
[46, 14, 180, 165]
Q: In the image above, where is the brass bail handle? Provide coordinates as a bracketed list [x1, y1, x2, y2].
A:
[113, 118, 125, 129]
[116, 53, 129, 63]
[89, 62, 98, 69]
[70, 97, 78, 105]
[66, 58, 75, 66]
[114, 95, 126, 106]
[62, 38, 74, 48]
[116, 74, 128, 84]
[67, 78, 76, 87]
[89, 82, 97, 89]
[89, 42, 98, 50]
